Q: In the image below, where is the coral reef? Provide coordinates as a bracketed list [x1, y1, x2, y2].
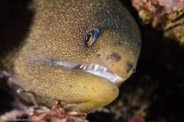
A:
[131, 0, 184, 44]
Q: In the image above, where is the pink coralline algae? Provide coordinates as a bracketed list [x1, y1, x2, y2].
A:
[132, 0, 184, 26]
[158, 0, 184, 13]
[131, 0, 184, 44]
[132, 0, 184, 14]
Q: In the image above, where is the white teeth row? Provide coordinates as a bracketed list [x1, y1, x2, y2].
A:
[80, 64, 108, 72]
[79, 63, 123, 82]
[40, 57, 123, 83]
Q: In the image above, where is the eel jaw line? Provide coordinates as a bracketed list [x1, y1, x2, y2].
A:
[43, 58, 124, 83]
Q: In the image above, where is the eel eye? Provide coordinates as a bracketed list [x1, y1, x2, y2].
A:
[83, 28, 100, 48]
[110, 53, 120, 61]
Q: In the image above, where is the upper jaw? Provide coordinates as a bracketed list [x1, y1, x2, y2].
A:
[41, 58, 124, 83]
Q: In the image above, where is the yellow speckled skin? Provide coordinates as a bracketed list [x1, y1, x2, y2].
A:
[10, 0, 141, 112]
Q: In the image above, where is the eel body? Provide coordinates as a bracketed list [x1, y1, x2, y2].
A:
[1, 0, 141, 112]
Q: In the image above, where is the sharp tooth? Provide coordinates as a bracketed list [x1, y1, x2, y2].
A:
[103, 68, 107, 72]
[80, 65, 84, 69]
[94, 65, 98, 71]
[83, 66, 87, 70]
[89, 64, 93, 69]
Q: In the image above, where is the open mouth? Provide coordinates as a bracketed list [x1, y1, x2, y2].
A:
[41, 58, 124, 83]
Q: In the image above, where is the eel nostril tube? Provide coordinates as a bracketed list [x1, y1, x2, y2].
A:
[131, 67, 136, 73]
[127, 62, 136, 73]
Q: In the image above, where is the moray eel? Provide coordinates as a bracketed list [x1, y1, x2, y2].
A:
[2, 0, 141, 112]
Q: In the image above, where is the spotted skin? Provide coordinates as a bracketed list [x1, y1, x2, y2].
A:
[3, 0, 141, 112]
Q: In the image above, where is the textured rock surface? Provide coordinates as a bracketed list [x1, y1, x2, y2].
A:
[131, 0, 184, 44]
